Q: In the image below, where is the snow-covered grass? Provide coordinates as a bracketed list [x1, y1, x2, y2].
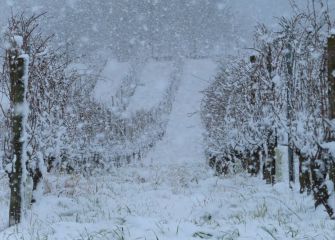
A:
[0, 59, 334, 239]
[0, 167, 334, 239]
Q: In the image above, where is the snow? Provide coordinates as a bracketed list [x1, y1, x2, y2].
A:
[0, 59, 334, 239]
[127, 60, 174, 113]
[0, 0, 334, 238]
[145, 59, 216, 167]
[272, 74, 282, 87]
[20, 52, 30, 222]
[13, 35, 23, 48]
[276, 146, 287, 183]
[322, 142, 335, 157]
[94, 59, 178, 114]
[93, 59, 130, 106]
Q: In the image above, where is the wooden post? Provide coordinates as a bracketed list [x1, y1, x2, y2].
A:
[285, 42, 295, 187]
[328, 35, 335, 121]
[8, 47, 26, 226]
[328, 35, 335, 193]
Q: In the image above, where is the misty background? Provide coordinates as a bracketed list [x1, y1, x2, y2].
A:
[0, 0, 312, 66]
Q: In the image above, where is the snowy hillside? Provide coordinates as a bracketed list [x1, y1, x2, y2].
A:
[146, 59, 217, 167]
[127, 60, 174, 113]
[94, 59, 177, 114]
[0, 59, 334, 239]
[1, 1, 335, 240]
[93, 59, 131, 106]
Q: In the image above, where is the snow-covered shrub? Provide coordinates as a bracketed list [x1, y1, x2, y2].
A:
[202, 0, 335, 218]
[53, 58, 183, 174]
[0, 13, 73, 175]
[0, 12, 185, 181]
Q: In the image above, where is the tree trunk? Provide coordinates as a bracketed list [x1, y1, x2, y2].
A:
[8, 49, 26, 226]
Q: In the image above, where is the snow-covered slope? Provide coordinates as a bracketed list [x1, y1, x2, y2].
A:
[93, 59, 176, 114]
[93, 59, 130, 106]
[145, 59, 216, 168]
[0, 59, 334, 240]
[127, 60, 174, 113]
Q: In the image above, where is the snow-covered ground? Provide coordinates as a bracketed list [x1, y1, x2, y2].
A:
[93, 59, 176, 115]
[127, 60, 174, 113]
[0, 59, 334, 239]
[93, 59, 131, 106]
[144, 59, 216, 167]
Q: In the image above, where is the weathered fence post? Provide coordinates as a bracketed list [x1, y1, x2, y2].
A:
[8, 40, 27, 226]
[285, 42, 295, 188]
[6, 36, 29, 226]
[328, 34, 335, 193]
[328, 35, 335, 120]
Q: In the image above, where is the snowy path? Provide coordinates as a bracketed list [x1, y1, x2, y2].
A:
[144, 59, 216, 176]
[0, 59, 334, 239]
